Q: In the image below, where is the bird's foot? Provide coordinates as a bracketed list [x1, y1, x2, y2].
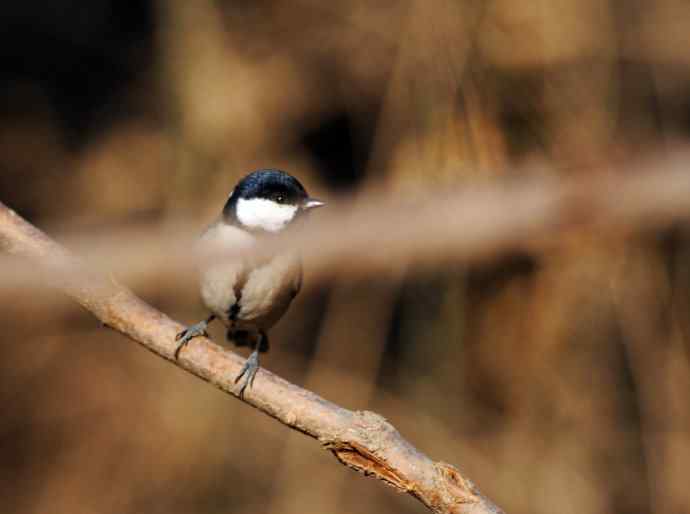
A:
[234, 349, 260, 398]
[174, 316, 213, 359]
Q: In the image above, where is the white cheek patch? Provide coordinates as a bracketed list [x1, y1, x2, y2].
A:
[236, 197, 298, 232]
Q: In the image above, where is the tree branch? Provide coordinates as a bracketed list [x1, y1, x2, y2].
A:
[0, 202, 504, 514]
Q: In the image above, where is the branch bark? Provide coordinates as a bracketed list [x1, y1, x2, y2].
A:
[0, 201, 504, 514]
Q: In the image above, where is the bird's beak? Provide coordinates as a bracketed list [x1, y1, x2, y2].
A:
[303, 198, 325, 210]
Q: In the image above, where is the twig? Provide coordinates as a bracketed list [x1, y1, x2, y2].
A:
[0, 202, 505, 514]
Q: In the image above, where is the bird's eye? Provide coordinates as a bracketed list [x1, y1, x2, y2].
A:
[274, 194, 285, 204]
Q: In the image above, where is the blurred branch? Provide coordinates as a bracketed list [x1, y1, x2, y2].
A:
[0, 202, 505, 514]
[4, 150, 690, 294]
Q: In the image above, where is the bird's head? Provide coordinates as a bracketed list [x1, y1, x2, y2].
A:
[223, 169, 324, 232]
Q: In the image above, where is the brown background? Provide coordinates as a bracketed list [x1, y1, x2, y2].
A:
[2, 2, 690, 513]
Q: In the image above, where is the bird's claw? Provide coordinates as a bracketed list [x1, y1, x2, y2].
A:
[235, 350, 260, 398]
[174, 321, 209, 359]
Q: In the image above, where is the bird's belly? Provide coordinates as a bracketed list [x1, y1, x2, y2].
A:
[199, 262, 241, 320]
[200, 252, 301, 331]
[231, 292, 293, 332]
[233, 254, 300, 330]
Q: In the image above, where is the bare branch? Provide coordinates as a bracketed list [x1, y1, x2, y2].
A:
[0, 202, 505, 514]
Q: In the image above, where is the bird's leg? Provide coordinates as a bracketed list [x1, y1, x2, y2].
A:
[258, 330, 270, 353]
[234, 331, 267, 398]
[174, 314, 216, 359]
[235, 349, 259, 398]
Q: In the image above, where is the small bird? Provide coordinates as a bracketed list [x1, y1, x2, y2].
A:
[174, 169, 324, 395]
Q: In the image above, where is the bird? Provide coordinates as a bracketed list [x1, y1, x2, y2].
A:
[174, 169, 324, 396]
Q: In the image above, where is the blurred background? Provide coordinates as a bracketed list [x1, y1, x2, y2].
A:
[2, 1, 690, 513]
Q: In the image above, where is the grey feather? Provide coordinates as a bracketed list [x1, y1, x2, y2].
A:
[197, 221, 302, 333]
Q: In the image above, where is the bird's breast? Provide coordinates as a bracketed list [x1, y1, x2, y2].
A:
[232, 252, 302, 330]
[196, 221, 302, 331]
